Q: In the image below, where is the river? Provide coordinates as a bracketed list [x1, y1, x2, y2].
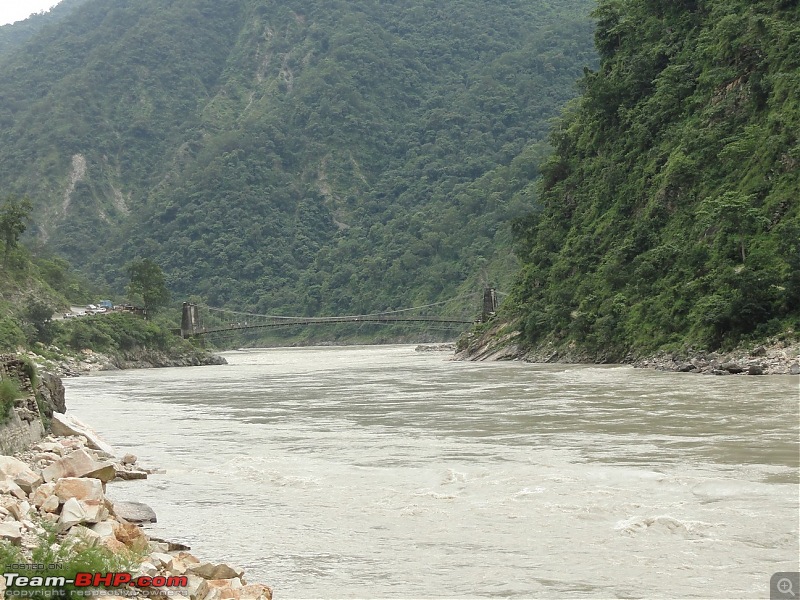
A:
[62, 345, 799, 599]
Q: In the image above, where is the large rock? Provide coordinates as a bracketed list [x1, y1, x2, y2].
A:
[38, 373, 67, 416]
[189, 562, 245, 581]
[54, 477, 104, 503]
[184, 574, 208, 600]
[8, 500, 31, 521]
[0, 456, 42, 493]
[13, 470, 43, 494]
[101, 537, 129, 554]
[42, 449, 116, 483]
[203, 579, 243, 600]
[112, 500, 157, 523]
[239, 584, 272, 600]
[149, 536, 191, 552]
[113, 523, 148, 551]
[721, 362, 744, 374]
[31, 482, 55, 506]
[80, 499, 109, 524]
[0, 456, 35, 478]
[90, 520, 117, 539]
[0, 480, 27, 499]
[0, 522, 22, 545]
[49, 413, 116, 455]
[191, 579, 228, 600]
[59, 497, 87, 528]
[83, 463, 117, 483]
[31, 482, 56, 507]
[166, 552, 201, 576]
[148, 552, 174, 569]
[115, 469, 148, 481]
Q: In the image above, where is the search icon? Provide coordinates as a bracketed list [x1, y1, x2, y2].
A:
[773, 573, 800, 600]
[778, 578, 796, 598]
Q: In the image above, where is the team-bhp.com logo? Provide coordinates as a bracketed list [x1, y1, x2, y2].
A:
[4, 572, 188, 589]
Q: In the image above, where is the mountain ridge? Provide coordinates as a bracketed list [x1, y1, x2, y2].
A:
[0, 0, 596, 331]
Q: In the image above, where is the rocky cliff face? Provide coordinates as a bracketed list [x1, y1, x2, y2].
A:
[0, 355, 66, 454]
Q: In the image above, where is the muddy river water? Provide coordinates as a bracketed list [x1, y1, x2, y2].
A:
[63, 345, 799, 598]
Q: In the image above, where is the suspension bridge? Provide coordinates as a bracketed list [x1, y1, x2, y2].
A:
[179, 288, 502, 338]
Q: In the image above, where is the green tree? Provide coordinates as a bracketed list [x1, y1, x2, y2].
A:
[698, 192, 770, 264]
[0, 195, 33, 268]
[24, 299, 56, 344]
[126, 259, 171, 316]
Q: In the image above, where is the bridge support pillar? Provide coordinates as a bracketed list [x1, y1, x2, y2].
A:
[181, 302, 200, 339]
[481, 288, 498, 322]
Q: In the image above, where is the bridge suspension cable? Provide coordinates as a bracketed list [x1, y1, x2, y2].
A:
[199, 291, 483, 321]
[180, 288, 501, 338]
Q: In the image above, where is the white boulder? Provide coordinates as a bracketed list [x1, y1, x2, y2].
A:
[59, 497, 88, 528]
[50, 413, 116, 455]
[54, 477, 104, 503]
[42, 449, 116, 483]
[0, 522, 22, 545]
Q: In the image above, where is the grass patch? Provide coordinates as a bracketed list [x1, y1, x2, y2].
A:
[0, 522, 143, 599]
[0, 377, 21, 425]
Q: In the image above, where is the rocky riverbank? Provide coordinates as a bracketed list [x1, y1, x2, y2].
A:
[0, 424, 272, 599]
[630, 343, 800, 375]
[454, 321, 800, 375]
[0, 357, 271, 599]
[21, 347, 227, 378]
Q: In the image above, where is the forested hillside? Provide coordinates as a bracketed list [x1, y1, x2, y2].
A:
[510, 0, 799, 357]
[0, 0, 595, 321]
[0, 0, 89, 57]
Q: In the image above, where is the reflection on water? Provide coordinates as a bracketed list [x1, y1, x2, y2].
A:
[64, 345, 799, 598]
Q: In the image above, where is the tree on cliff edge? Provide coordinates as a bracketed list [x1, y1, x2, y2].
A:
[127, 258, 171, 317]
[0, 194, 32, 268]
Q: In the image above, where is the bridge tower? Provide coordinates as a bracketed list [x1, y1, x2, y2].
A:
[481, 287, 498, 322]
[181, 302, 200, 339]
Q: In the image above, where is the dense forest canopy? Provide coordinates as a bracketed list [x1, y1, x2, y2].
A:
[0, 0, 596, 324]
[510, 0, 799, 356]
[0, 0, 89, 57]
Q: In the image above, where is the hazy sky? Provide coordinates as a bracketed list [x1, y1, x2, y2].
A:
[0, 1, 59, 26]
